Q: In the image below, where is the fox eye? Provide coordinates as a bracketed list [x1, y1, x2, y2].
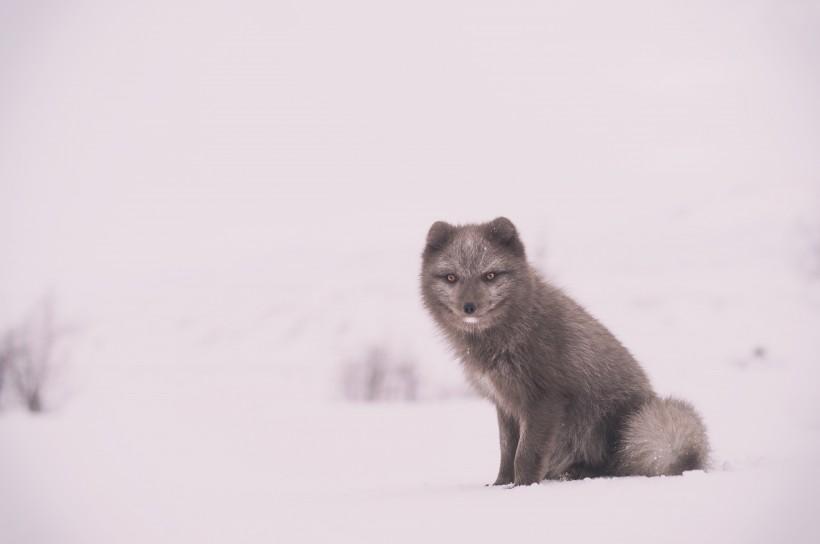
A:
[485, 272, 496, 281]
[446, 274, 457, 282]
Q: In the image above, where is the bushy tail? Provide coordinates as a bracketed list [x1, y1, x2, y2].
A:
[615, 396, 710, 477]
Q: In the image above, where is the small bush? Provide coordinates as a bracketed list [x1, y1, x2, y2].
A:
[341, 346, 418, 402]
[0, 332, 10, 407]
[0, 297, 64, 414]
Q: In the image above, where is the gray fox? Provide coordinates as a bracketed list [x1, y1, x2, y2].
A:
[420, 217, 710, 486]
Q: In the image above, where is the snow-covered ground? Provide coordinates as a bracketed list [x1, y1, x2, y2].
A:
[1, 1, 819, 542]
[1, 391, 819, 544]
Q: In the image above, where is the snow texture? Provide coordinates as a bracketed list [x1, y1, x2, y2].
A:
[1, 0, 819, 542]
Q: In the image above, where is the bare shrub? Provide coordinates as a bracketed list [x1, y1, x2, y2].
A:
[341, 346, 418, 402]
[1, 297, 65, 413]
[0, 332, 11, 407]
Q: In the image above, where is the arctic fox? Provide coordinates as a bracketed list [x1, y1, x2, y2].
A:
[420, 217, 710, 486]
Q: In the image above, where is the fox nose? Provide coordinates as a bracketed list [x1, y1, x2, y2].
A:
[463, 303, 476, 314]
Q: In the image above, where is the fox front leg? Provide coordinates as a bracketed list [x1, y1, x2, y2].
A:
[512, 404, 561, 486]
[492, 406, 519, 486]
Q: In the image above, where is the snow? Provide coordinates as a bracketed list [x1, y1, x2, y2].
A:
[1, 385, 819, 543]
[2, 0, 820, 542]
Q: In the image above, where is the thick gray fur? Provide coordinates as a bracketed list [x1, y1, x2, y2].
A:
[420, 217, 710, 486]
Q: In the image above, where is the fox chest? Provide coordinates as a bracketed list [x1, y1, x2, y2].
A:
[471, 372, 502, 403]
[465, 362, 522, 412]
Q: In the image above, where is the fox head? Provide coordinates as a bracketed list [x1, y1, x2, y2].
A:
[420, 217, 534, 333]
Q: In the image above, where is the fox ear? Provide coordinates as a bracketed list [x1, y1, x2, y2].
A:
[424, 221, 455, 257]
[485, 217, 525, 257]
